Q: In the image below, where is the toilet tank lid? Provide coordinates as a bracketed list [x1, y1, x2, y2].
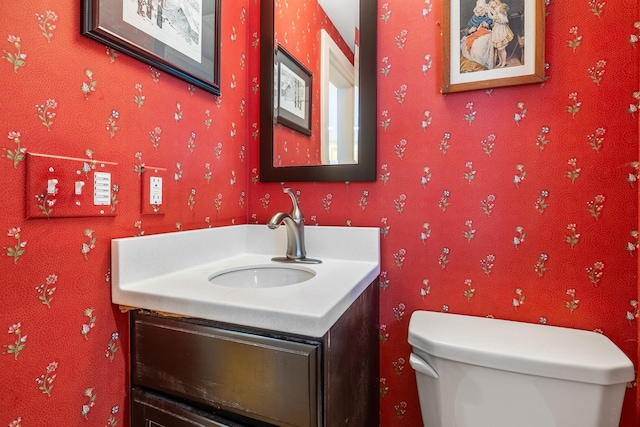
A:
[408, 311, 634, 386]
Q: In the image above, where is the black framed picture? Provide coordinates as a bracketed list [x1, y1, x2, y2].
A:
[81, 0, 221, 96]
[275, 45, 312, 136]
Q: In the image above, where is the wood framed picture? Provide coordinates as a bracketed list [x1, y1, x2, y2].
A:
[81, 0, 221, 96]
[275, 45, 313, 136]
[442, 0, 545, 93]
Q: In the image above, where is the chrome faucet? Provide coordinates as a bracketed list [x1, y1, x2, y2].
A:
[267, 188, 321, 264]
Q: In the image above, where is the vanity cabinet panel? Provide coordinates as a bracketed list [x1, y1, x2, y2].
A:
[131, 388, 245, 427]
[132, 314, 319, 427]
[323, 279, 379, 426]
[130, 281, 379, 426]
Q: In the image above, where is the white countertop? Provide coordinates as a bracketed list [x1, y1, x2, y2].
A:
[111, 224, 380, 337]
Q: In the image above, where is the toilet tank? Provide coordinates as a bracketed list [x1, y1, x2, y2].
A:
[408, 311, 634, 427]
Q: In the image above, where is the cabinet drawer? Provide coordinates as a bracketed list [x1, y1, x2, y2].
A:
[131, 312, 319, 427]
[131, 388, 244, 427]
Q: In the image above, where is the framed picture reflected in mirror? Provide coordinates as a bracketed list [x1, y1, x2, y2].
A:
[275, 45, 313, 136]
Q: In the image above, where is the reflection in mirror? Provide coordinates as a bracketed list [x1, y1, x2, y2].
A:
[260, 0, 377, 182]
[321, 29, 357, 165]
[273, 0, 358, 167]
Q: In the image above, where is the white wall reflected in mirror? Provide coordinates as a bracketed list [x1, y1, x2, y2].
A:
[321, 29, 357, 165]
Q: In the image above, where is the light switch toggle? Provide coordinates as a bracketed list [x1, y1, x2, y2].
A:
[75, 181, 85, 195]
[47, 179, 58, 195]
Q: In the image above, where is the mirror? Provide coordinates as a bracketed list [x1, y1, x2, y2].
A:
[260, 0, 377, 182]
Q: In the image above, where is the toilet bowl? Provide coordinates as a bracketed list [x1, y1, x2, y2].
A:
[408, 311, 634, 427]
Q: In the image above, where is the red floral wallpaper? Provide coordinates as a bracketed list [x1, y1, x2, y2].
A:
[0, 0, 251, 425]
[247, 0, 640, 426]
[1, 0, 639, 426]
[272, 0, 354, 166]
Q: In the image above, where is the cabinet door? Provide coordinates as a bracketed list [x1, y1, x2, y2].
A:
[131, 312, 320, 427]
[131, 388, 246, 427]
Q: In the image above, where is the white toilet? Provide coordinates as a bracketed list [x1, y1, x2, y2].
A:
[408, 311, 634, 427]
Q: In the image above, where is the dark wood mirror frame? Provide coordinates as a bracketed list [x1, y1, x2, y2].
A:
[259, 0, 377, 182]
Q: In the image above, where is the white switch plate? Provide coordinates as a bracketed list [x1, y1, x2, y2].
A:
[94, 171, 111, 205]
[150, 176, 162, 205]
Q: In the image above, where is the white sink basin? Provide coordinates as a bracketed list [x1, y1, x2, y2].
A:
[208, 265, 315, 288]
[111, 225, 380, 337]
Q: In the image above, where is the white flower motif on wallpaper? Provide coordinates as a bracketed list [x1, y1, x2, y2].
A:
[481, 133, 496, 156]
[133, 152, 146, 177]
[536, 126, 551, 150]
[438, 247, 450, 269]
[174, 102, 183, 123]
[3, 35, 26, 73]
[513, 226, 525, 249]
[81, 308, 96, 340]
[480, 254, 495, 276]
[81, 387, 96, 419]
[587, 194, 605, 219]
[586, 261, 605, 286]
[588, 0, 606, 17]
[567, 26, 582, 51]
[420, 223, 431, 244]
[392, 303, 406, 322]
[36, 98, 57, 131]
[3, 131, 26, 168]
[588, 59, 606, 85]
[392, 357, 405, 376]
[422, 0, 433, 18]
[105, 109, 120, 138]
[463, 220, 475, 243]
[463, 279, 475, 302]
[379, 164, 390, 183]
[187, 131, 197, 152]
[4, 322, 27, 360]
[464, 161, 476, 183]
[81, 69, 97, 99]
[3, 227, 26, 264]
[380, 3, 391, 23]
[106, 405, 120, 426]
[627, 300, 638, 324]
[565, 289, 580, 313]
[513, 102, 527, 126]
[630, 91, 640, 117]
[464, 102, 476, 125]
[174, 162, 183, 184]
[133, 83, 145, 109]
[36, 274, 57, 308]
[627, 230, 639, 256]
[36, 361, 58, 397]
[566, 92, 582, 117]
[81, 229, 96, 260]
[630, 21, 640, 47]
[36, 10, 58, 42]
[393, 248, 406, 268]
[587, 127, 606, 152]
[535, 253, 549, 278]
[439, 132, 451, 155]
[147, 127, 162, 151]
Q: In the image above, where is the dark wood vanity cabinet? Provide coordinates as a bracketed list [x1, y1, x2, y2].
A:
[130, 282, 379, 427]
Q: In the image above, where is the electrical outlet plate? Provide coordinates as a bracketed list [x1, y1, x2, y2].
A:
[25, 153, 119, 219]
[141, 167, 167, 215]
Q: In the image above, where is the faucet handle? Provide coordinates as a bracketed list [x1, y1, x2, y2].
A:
[283, 188, 303, 221]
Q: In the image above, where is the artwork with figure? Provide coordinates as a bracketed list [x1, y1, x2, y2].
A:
[279, 63, 307, 120]
[123, 0, 203, 62]
[459, 0, 524, 73]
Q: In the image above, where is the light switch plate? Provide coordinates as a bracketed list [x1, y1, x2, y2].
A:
[141, 167, 167, 215]
[25, 153, 119, 219]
